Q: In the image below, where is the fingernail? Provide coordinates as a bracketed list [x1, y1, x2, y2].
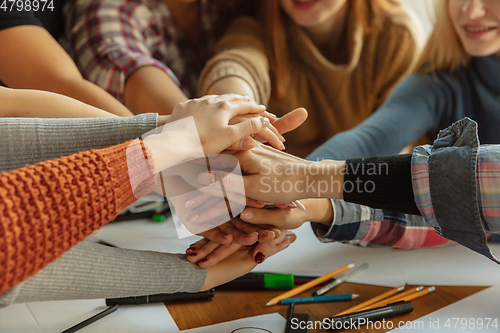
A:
[185, 199, 196, 208]
[279, 133, 286, 142]
[286, 202, 297, 208]
[267, 112, 277, 118]
[254, 252, 265, 264]
[242, 138, 255, 149]
[279, 141, 285, 150]
[247, 232, 259, 237]
[198, 172, 215, 185]
[260, 117, 270, 127]
[187, 247, 196, 252]
[198, 259, 208, 263]
[294, 200, 306, 211]
[188, 214, 199, 223]
[188, 252, 197, 257]
[240, 210, 254, 220]
[273, 229, 281, 237]
[189, 243, 197, 247]
[258, 201, 274, 205]
[223, 234, 231, 239]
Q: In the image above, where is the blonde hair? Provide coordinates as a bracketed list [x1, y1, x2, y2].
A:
[262, 0, 403, 101]
[416, 0, 470, 73]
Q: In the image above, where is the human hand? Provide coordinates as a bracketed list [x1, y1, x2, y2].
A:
[200, 231, 296, 290]
[167, 94, 279, 155]
[197, 144, 345, 204]
[226, 107, 308, 151]
[239, 199, 334, 230]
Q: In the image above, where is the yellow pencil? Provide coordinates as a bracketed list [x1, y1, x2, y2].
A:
[265, 263, 355, 306]
[335, 286, 404, 316]
[362, 286, 434, 311]
[392, 286, 436, 303]
[360, 286, 424, 311]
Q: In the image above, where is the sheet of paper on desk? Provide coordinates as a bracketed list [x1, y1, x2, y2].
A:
[26, 299, 179, 333]
[0, 303, 43, 333]
[181, 313, 286, 333]
[388, 286, 500, 332]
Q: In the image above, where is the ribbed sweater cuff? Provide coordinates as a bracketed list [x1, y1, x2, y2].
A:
[343, 154, 420, 215]
[93, 140, 157, 212]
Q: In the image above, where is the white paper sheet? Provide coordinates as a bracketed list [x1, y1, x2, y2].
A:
[0, 303, 42, 333]
[388, 286, 500, 332]
[26, 299, 179, 333]
[181, 313, 286, 333]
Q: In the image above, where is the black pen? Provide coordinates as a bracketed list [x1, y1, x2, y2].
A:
[105, 289, 214, 306]
[328, 301, 413, 329]
[61, 305, 119, 333]
[284, 302, 295, 333]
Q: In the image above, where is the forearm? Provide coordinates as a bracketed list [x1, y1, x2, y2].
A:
[125, 66, 188, 115]
[0, 87, 121, 118]
[44, 78, 134, 117]
[311, 200, 452, 249]
[0, 241, 205, 305]
[205, 77, 256, 102]
[0, 140, 157, 294]
[0, 113, 158, 172]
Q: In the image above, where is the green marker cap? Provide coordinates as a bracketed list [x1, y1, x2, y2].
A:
[152, 214, 166, 222]
[264, 274, 294, 289]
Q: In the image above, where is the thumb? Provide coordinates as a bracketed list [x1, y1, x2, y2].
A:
[226, 136, 257, 151]
[231, 117, 270, 141]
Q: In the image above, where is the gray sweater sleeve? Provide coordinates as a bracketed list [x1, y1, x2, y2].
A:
[0, 114, 158, 172]
[0, 241, 206, 306]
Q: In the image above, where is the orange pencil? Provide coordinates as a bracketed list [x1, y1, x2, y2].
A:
[335, 286, 404, 316]
[265, 263, 355, 306]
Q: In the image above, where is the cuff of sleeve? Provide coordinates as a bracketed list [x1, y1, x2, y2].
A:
[199, 60, 265, 105]
[344, 154, 419, 215]
[412, 117, 499, 263]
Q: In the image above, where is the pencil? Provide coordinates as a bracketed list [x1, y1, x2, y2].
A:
[266, 262, 355, 306]
[390, 286, 435, 304]
[335, 286, 404, 316]
[361, 286, 424, 311]
[281, 293, 359, 305]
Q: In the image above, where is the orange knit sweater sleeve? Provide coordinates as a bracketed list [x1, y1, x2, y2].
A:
[0, 140, 157, 294]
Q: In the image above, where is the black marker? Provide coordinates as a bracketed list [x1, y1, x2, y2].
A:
[328, 301, 413, 330]
[105, 289, 214, 306]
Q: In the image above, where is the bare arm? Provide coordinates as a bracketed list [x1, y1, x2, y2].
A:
[0, 26, 133, 117]
[0, 86, 119, 118]
[124, 66, 188, 115]
[205, 77, 256, 102]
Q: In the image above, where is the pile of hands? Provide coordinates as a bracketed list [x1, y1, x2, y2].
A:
[147, 94, 337, 290]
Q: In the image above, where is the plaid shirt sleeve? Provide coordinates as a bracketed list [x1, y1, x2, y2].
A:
[311, 200, 453, 249]
[65, 0, 179, 103]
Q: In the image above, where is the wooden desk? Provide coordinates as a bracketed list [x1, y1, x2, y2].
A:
[167, 283, 487, 332]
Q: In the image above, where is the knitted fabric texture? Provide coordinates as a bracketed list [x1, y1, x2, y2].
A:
[0, 140, 156, 294]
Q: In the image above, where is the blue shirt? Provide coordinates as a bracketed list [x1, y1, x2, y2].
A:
[307, 55, 500, 161]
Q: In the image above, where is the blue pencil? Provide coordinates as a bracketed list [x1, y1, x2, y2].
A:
[281, 293, 359, 305]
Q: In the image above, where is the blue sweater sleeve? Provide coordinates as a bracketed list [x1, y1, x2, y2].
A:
[307, 73, 453, 161]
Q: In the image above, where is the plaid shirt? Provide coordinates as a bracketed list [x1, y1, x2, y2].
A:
[312, 200, 453, 249]
[65, 0, 213, 102]
[314, 118, 500, 261]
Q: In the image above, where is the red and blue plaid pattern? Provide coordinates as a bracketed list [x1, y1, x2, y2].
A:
[65, 0, 213, 102]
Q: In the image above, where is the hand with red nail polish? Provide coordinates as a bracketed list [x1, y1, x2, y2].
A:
[200, 230, 296, 291]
